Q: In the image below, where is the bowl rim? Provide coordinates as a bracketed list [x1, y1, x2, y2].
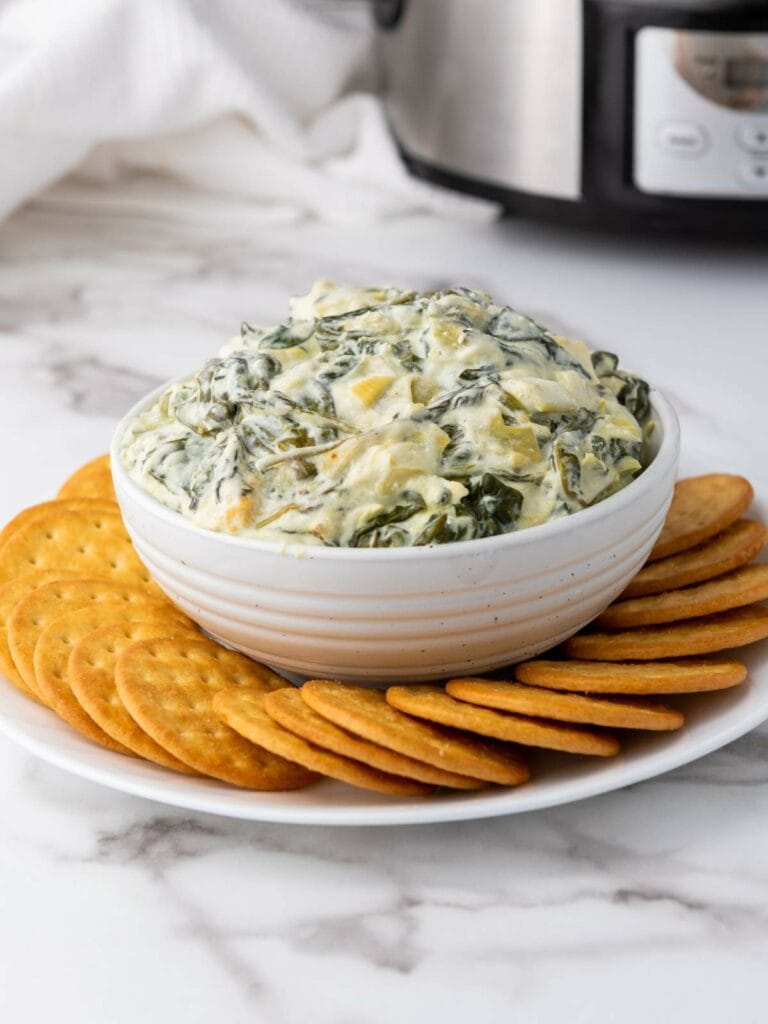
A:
[111, 380, 680, 562]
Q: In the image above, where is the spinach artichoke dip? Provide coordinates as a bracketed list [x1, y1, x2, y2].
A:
[120, 282, 652, 548]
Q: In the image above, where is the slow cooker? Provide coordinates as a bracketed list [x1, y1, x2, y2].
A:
[375, 0, 768, 234]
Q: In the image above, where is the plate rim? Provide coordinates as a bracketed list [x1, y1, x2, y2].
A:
[1, 665, 766, 826]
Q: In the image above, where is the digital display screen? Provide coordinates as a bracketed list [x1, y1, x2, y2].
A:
[725, 57, 768, 89]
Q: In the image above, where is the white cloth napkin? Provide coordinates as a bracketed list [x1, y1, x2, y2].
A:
[0, 0, 497, 224]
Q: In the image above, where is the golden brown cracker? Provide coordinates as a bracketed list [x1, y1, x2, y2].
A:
[0, 570, 80, 700]
[116, 636, 312, 789]
[0, 509, 151, 588]
[565, 604, 768, 661]
[34, 605, 196, 753]
[623, 519, 767, 598]
[598, 563, 768, 629]
[301, 681, 530, 785]
[445, 679, 683, 731]
[69, 622, 203, 772]
[513, 657, 747, 694]
[0, 499, 118, 549]
[649, 474, 753, 562]
[217, 689, 431, 796]
[264, 686, 485, 790]
[386, 685, 620, 756]
[8, 578, 189, 697]
[57, 455, 116, 501]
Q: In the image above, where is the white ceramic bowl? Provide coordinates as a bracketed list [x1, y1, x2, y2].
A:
[111, 387, 679, 683]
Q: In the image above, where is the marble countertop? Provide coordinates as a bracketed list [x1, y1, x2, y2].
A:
[1, 191, 767, 1024]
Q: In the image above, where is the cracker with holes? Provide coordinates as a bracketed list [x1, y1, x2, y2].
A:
[385, 685, 620, 756]
[34, 605, 196, 752]
[7, 578, 188, 699]
[445, 679, 683, 730]
[300, 681, 531, 784]
[69, 621, 204, 771]
[263, 686, 485, 789]
[57, 455, 116, 501]
[217, 688, 433, 796]
[598, 563, 768, 629]
[116, 637, 313, 789]
[0, 509, 150, 587]
[623, 519, 767, 598]
[565, 604, 768, 660]
[648, 474, 753, 562]
[0, 498, 118, 549]
[513, 658, 747, 694]
[0, 570, 80, 701]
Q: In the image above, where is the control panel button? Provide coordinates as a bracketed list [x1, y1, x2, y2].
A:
[737, 123, 768, 154]
[656, 120, 709, 157]
[738, 160, 768, 188]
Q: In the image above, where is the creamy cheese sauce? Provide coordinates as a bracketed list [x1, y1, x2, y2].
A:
[120, 282, 651, 547]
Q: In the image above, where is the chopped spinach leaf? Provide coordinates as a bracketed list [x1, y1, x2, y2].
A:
[260, 319, 315, 350]
[349, 494, 426, 547]
[457, 473, 523, 539]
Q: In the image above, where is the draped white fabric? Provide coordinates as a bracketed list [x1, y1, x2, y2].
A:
[0, 0, 497, 223]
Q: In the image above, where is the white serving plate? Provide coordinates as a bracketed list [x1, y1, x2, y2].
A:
[1, 642, 766, 826]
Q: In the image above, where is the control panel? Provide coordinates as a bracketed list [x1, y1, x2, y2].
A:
[634, 28, 768, 198]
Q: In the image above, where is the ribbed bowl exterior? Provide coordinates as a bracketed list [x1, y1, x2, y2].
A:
[112, 391, 679, 683]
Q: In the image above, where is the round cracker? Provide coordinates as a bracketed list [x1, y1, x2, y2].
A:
[8, 578, 189, 698]
[301, 681, 530, 785]
[598, 563, 768, 629]
[0, 499, 118, 549]
[445, 679, 683, 731]
[217, 689, 433, 797]
[116, 637, 313, 789]
[564, 604, 768, 661]
[649, 474, 753, 562]
[34, 605, 196, 754]
[0, 570, 81, 700]
[264, 686, 485, 790]
[69, 622, 205, 772]
[624, 519, 767, 599]
[57, 455, 116, 500]
[0, 509, 151, 588]
[513, 658, 748, 694]
[386, 685, 620, 756]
